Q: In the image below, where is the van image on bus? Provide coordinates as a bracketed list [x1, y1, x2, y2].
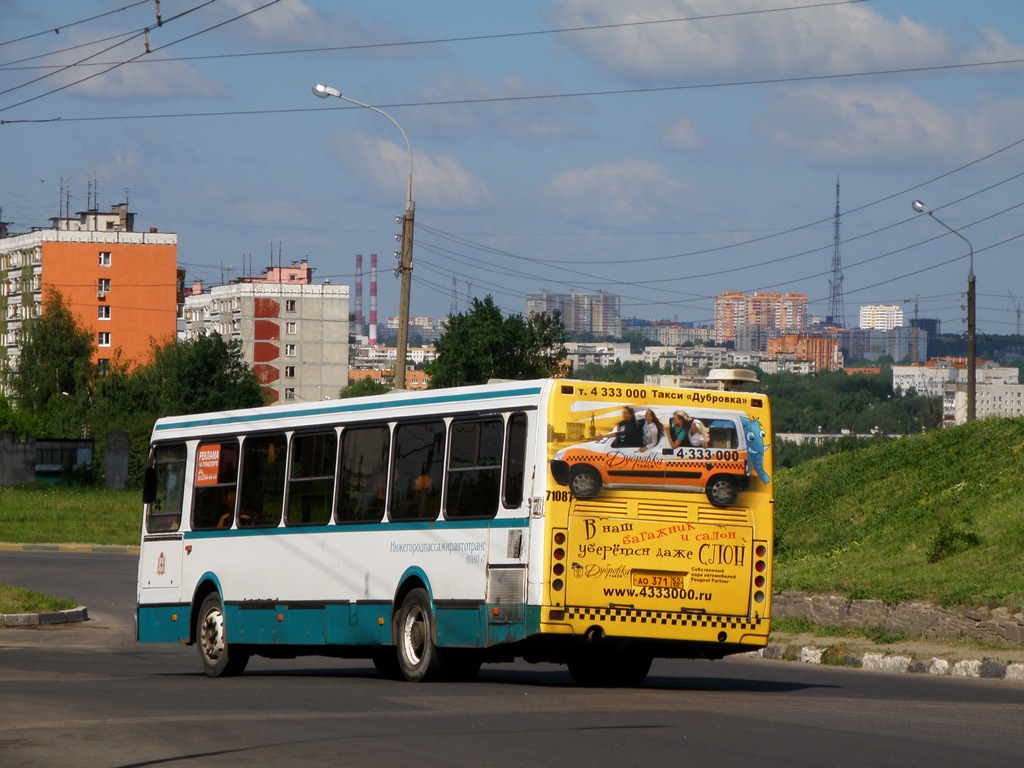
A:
[137, 378, 773, 685]
[549, 406, 769, 507]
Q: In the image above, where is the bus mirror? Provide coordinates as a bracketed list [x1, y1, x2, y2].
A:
[142, 467, 157, 505]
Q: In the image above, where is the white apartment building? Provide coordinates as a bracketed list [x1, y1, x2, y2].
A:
[893, 358, 1022, 425]
[859, 304, 904, 331]
[892, 359, 1018, 399]
[565, 341, 631, 369]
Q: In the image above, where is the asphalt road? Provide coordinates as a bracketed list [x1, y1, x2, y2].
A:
[2, 551, 1023, 768]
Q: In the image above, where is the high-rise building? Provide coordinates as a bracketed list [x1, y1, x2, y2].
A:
[859, 304, 904, 331]
[715, 290, 808, 344]
[184, 260, 349, 404]
[527, 290, 622, 337]
[1, 203, 178, 388]
[766, 333, 843, 372]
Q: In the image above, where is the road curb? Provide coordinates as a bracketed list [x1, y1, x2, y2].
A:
[0, 542, 139, 555]
[1, 606, 89, 628]
[751, 644, 1024, 682]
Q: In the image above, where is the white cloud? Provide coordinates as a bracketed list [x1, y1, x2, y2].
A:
[763, 84, 957, 163]
[67, 60, 227, 101]
[542, 159, 687, 225]
[329, 131, 493, 210]
[963, 27, 1024, 64]
[662, 117, 705, 150]
[761, 83, 1024, 165]
[222, 0, 399, 48]
[551, 0, 948, 80]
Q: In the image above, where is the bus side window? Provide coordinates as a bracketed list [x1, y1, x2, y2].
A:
[286, 431, 337, 526]
[502, 412, 528, 508]
[238, 433, 287, 528]
[192, 441, 240, 530]
[391, 420, 445, 521]
[337, 424, 389, 524]
[446, 416, 502, 519]
[145, 443, 187, 533]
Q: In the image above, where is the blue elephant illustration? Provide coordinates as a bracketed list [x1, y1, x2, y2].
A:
[741, 415, 770, 485]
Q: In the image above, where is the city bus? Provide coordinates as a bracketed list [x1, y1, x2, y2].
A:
[136, 377, 774, 685]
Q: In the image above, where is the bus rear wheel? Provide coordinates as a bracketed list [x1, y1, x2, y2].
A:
[395, 588, 441, 682]
[196, 592, 249, 677]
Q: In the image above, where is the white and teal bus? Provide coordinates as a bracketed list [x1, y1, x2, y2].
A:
[137, 378, 774, 684]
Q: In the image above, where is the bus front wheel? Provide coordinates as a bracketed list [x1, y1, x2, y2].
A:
[196, 592, 249, 678]
[395, 588, 441, 682]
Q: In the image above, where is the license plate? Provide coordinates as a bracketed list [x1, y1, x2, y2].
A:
[631, 571, 688, 589]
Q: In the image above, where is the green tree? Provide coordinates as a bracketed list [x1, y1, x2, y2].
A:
[9, 288, 93, 412]
[425, 296, 567, 388]
[7, 288, 94, 437]
[137, 331, 264, 415]
[339, 377, 389, 398]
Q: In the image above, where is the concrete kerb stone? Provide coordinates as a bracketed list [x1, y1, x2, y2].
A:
[0, 606, 88, 628]
[747, 644, 1023, 681]
[0, 542, 109, 629]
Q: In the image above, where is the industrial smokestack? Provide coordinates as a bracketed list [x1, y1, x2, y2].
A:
[355, 254, 364, 338]
[369, 253, 378, 345]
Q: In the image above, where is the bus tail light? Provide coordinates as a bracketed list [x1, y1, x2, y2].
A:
[551, 529, 567, 594]
[753, 541, 769, 604]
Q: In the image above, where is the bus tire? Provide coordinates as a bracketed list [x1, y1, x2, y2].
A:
[395, 588, 441, 682]
[705, 475, 738, 507]
[196, 592, 249, 678]
[569, 465, 602, 499]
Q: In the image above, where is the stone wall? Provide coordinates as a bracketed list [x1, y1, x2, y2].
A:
[774, 590, 1024, 647]
[0, 432, 35, 485]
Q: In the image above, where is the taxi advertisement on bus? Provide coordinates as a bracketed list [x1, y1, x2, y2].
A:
[545, 381, 773, 622]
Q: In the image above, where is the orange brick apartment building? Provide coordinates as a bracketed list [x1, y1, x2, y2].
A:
[1, 204, 178, 383]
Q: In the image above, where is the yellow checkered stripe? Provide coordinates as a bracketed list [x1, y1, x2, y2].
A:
[565, 606, 761, 631]
[673, 460, 745, 472]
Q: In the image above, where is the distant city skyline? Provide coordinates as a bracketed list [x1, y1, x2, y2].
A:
[2, 2, 1023, 336]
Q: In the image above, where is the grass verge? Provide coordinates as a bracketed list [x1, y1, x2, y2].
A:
[0, 583, 77, 614]
[0, 485, 139, 547]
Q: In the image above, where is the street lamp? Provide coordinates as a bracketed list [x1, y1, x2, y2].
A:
[912, 199, 975, 422]
[313, 83, 415, 390]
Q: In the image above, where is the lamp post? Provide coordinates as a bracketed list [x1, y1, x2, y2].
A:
[313, 83, 414, 390]
[912, 199, 975, 422]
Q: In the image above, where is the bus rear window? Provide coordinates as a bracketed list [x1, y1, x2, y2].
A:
[391, 420, 445, 521]
[337, 424, 390, 524]
[446, 416, 502, 519]
[287, 431, 337, 526]
[238, 433, 287, 528]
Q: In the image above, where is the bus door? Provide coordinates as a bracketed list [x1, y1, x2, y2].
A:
[139, 443, 189, 598]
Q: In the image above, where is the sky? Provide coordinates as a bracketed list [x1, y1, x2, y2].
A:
[2, 0, 1024, 339]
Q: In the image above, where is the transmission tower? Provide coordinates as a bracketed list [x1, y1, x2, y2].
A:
[827, 178, 845, 327]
